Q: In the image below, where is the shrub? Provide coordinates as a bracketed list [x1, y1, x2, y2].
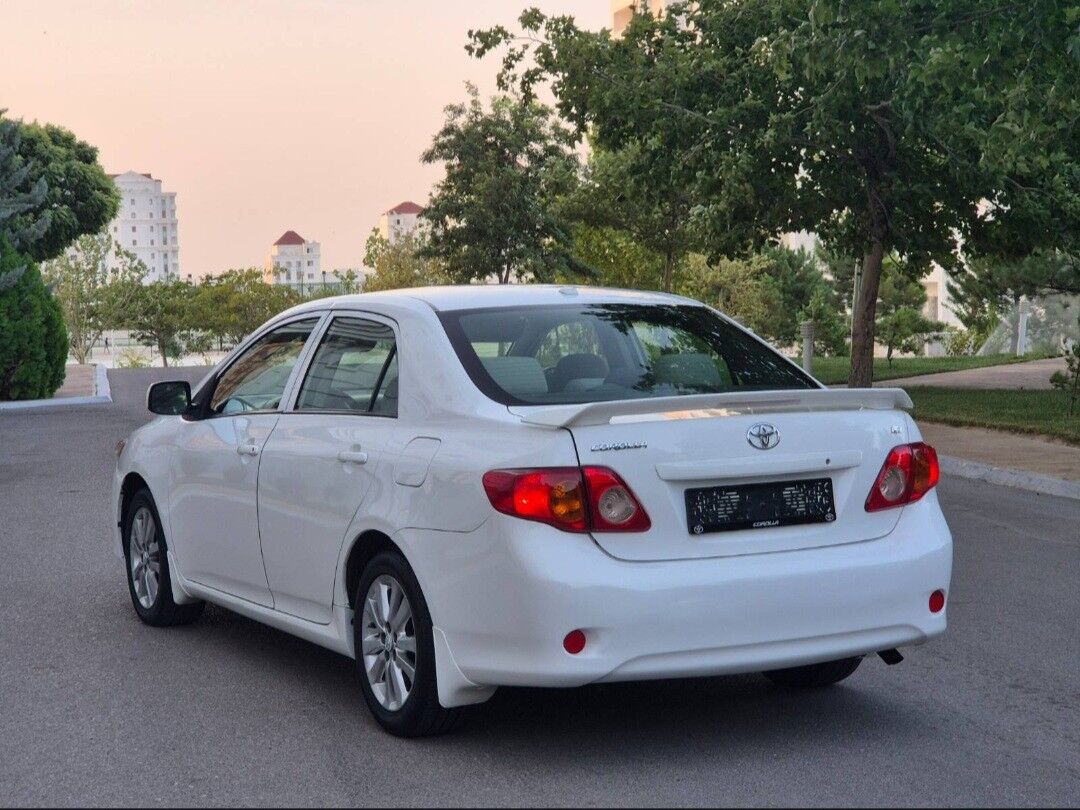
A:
[115, 347, 150, 369]
[0, 243, 68, 400]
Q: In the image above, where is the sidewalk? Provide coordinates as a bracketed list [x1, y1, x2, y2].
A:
[918, 421, 1080, 500]
[54, 364, 96, 398]
[892, 357, 1065, 389]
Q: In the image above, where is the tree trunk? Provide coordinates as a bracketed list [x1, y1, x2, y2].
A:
[1009, 292, 1022, 355]
[159, 339, 169, 369]
[661, 248, 676, 293]
[847, 241, 886, 388]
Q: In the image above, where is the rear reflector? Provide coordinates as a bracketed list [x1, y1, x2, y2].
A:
[929, 589, 946, 613]
[563, 629, 586, 655]
[483, 466, 651, 533]
[865, 442, 940, 512]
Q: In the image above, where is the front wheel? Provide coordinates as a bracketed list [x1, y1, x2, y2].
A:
[123, 489, 204, 627]
[763, 656, 863, 688]
[353, 550, 461, 737]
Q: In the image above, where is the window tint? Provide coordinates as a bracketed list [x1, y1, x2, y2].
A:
[210, 318, 318, 414]
[440, 304, 816, 406]
[296, 318, 398, 415]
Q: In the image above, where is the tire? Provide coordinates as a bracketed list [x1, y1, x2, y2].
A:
[763, 656, 863, 688]
[353, 550, 461, 737]
[123, 488, 205, 627]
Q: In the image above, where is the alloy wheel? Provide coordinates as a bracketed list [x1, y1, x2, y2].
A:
[360, 574, 417, 711]
[129, 506, 161, 609]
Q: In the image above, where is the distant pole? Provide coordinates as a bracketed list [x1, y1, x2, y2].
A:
[801, 320, 815, 374]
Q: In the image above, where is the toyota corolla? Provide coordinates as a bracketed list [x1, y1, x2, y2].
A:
[112, 285, 952, 736]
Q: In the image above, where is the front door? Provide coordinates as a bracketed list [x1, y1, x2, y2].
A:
[168, 316, 320, 605]
[257, 315, 401, 623]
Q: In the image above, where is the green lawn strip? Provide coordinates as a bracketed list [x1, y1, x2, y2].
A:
[810, 352, 1052, 386]
[905, 386, 1080, 446]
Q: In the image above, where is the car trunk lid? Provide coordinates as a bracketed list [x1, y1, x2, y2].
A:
[511, 389, 912, 562]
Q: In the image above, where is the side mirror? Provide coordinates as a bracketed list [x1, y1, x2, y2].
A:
[147, 380, 192, 415]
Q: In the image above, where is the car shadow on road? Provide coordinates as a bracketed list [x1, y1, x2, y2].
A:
[183, 603, 932, 756]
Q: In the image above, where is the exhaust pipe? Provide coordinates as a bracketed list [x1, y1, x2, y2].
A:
[878, 648, 904, 665]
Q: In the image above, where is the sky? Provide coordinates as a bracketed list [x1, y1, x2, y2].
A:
[0, 0, 609, 277]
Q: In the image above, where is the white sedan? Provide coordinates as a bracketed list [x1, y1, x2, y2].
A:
[113, 285, 952, 736]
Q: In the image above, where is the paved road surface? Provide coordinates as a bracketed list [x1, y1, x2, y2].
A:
[1, 368, 1077, 807]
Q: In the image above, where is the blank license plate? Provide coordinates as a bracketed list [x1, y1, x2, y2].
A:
[685, 478, 836, 535]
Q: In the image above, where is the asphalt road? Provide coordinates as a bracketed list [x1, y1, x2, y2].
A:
[1, 367, 1078, 807]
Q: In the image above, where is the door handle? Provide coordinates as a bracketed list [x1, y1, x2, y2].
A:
[337, 450, 369, 465]
[237, 441, 260, 457]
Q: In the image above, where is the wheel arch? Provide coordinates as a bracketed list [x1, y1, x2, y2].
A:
[119, 471, 152, 526]
[341, 529, 402, 611]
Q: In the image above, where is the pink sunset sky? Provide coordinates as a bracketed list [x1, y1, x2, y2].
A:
[0, 0, 608, 277]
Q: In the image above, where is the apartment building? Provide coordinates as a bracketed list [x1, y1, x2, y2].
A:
[377, 201, 423, 245]
[265, 230, 322, 290]
[106, 171, 180, 282]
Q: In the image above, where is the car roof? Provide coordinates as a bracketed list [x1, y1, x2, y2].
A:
[291, 284, 699, 315]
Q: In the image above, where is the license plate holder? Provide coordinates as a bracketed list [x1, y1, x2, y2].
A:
[685, 478, 836, 535]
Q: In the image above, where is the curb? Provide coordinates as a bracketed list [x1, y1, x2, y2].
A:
[940, 455, 1080, 502]
[0, 365, 113, 412]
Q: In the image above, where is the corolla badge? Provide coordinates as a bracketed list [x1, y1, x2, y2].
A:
[746, 423, 780, 450]
[590, 440, 648, 452]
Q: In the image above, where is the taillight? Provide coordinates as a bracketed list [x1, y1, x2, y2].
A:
[582, 466, 651, 532]
[482, 466, 650, 533]
[865, 442, 940, 512]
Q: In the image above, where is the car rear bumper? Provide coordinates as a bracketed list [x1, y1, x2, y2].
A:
[409, 492, 952, 690]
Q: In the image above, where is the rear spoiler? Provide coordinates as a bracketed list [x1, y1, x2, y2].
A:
[512, 388, 913, 429]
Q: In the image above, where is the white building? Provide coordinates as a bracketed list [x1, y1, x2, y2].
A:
[106, 171, 180, 282]
[265, 230, 322, 291]
[377, 201, 423, 245]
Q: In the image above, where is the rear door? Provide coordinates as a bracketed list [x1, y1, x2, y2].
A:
[257, 314, 401, 623]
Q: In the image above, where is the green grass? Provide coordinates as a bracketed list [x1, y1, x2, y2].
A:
[810, 352, 1052, 385]
[906, 387, 1080, 445]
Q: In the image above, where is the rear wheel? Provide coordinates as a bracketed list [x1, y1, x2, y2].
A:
[763, 656, 863, 688]
[123, 489, 204, 627]
[353, 550, 460, 737]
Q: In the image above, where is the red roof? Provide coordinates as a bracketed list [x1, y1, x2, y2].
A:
[386, 201, 423, 215]
[273, 230, 306, 246]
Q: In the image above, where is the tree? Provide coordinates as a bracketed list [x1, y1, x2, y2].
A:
[472, 1, 1079, 386]
[948, 251, 1080, 354]
[1049, 315, 1080, 415]
[124, 280, 196, 367]
[363, 229, 449, 293]
[875, 261, 942, 366]
[191, 269, 301, 347]
[420, 85, 590, 284]
[0, 241, 67, 400]
[568, 223, 665, 291]
[41, 233, 146, 363]
[330, 268, 365, 295]
[0, 114, 49, 291]
[565, 142, 697, 292]
[0, 111, 118, 263]
[677, 253, 779, 337]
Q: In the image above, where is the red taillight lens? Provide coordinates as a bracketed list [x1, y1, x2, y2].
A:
[865, 442, 940, 512]
[482, 468, 587, 532]
[482, 466, 650, 533]
[582, 466, 651, 532]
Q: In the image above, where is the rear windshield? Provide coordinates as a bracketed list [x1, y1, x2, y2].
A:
[439, 303, 818, 406]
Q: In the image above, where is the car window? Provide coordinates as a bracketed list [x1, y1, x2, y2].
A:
[209, 318, 319, 415]
[296, 317, 398, 415]
[440, 304, 816, 406]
